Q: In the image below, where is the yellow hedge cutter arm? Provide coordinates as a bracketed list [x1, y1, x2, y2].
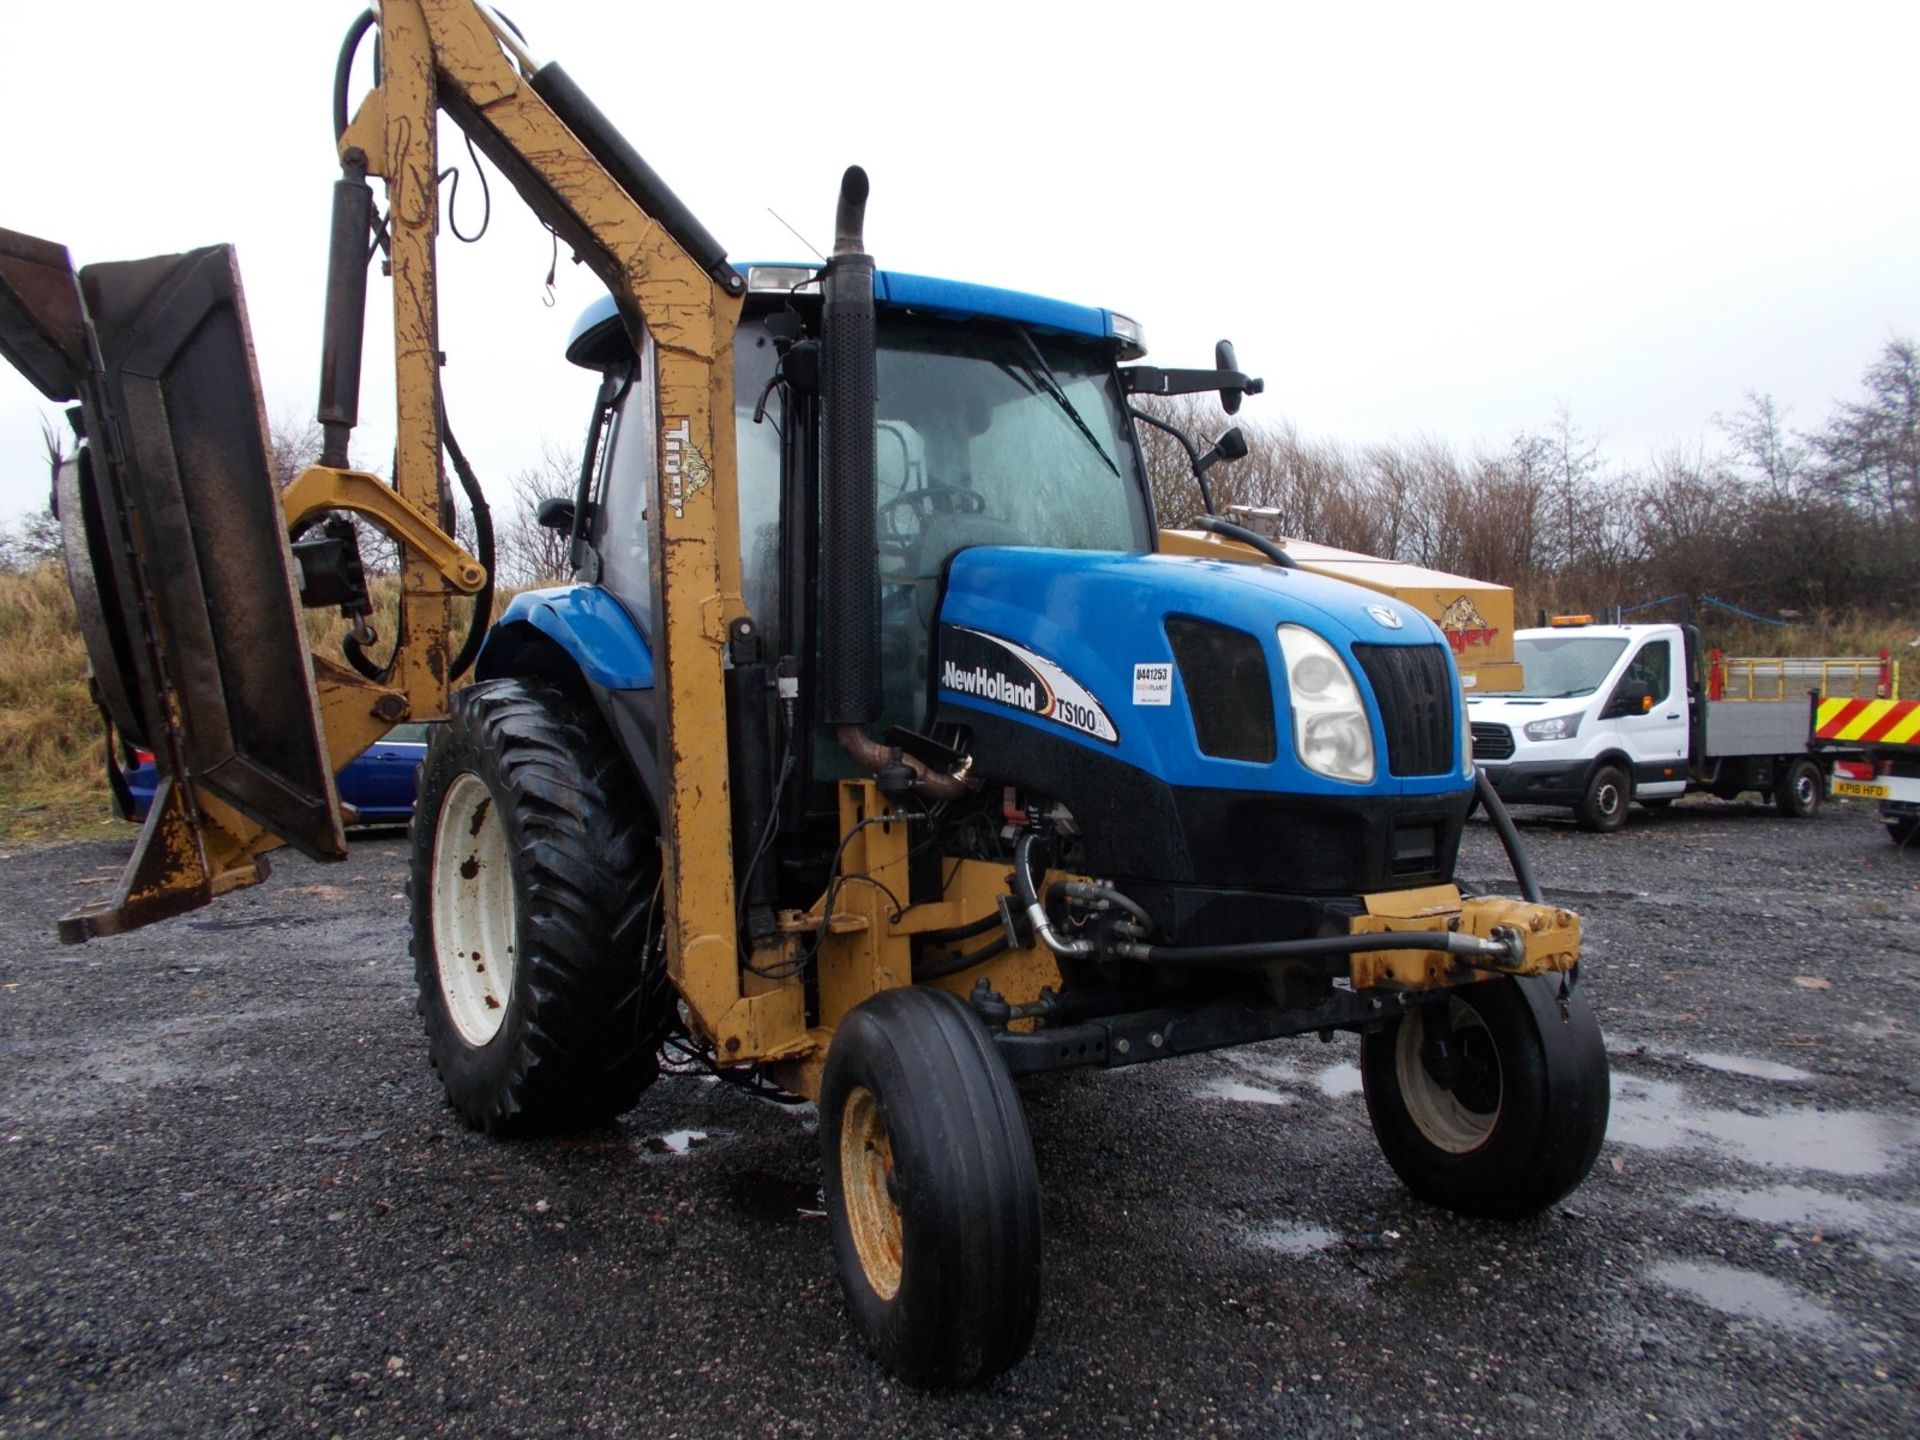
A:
[0, 0, 750, 989]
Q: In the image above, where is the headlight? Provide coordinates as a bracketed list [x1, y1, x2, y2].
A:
[1523, 713, 1582, 741]
[1277, 626, 1374, 783]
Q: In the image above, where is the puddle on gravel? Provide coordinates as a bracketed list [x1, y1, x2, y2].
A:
[1683, 1184, 1920, 1265]
[1642, 1259, 1838, 1336]
[1200, 1079, 1295, 1107]
[1317, 1062, 1363, 1098]
[1626, 1043, 1816, 1085]
[1217, 1056, 1364, 1103]
[1681, 1051, 1817, 1084]
[1249, 1221, 1340, 1256]
[729, 1171, 825, 1225]
[639, 1129, 710, 1156]
[1607, 1072, 1920, 1178]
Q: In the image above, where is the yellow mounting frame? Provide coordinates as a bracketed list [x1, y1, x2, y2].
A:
[344, 0, 760, 1054]
[157, 0, 1060, 1079]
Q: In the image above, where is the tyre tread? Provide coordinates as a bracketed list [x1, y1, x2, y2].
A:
[409, 678, 673, 1136]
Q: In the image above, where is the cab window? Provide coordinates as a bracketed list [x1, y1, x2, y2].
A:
[1622, 641, 1671, 705]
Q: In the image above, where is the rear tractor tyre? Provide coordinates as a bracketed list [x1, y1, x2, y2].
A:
[1774, 758, 1823, 818]
[408, 678, 674, 1135]
[1360, 976, 1610, 1220]
[1575, 763, 1631, 833]
[820, 986, 1042, 1389]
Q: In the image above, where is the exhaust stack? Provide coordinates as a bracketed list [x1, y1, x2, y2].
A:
[819, 167, 879, 727]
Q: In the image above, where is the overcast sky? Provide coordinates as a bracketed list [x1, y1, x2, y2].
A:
[3, 0, 1915, 527]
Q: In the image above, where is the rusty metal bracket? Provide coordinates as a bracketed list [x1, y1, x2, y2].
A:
[1350, 886, 1581, 990]
[58, 776, 267, 943]
[283, 464, 485, 593]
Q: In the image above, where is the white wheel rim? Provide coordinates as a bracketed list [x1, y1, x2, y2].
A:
[432, 771, 517, 1047]
[1597, 780, 1621, 817]
[1395, 998, 1502, 1154]
[1795, 771, 1817, 808]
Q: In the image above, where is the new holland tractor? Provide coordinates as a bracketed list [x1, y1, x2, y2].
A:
[0, 0, 1608, 1386]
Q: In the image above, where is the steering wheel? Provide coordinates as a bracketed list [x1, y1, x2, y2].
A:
[878, 482, 987, 551]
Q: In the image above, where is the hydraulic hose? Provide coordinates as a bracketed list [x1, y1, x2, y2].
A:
[332, 10, 377, 142]
[1051, 880, 1154, 933]
[442, 418, 495, 681]
[1112, 929, 1524, 968]
[917, 910, 1005, 946]
[1475, 767, 1543, 903]
[1012, 832, 1095, 958]
[1189, 513, 1297, 569]
[914, 933, 1011, 981]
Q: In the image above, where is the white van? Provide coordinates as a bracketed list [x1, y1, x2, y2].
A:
[1468, 620, 1830, 832]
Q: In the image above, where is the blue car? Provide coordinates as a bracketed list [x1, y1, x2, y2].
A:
[123, 722, 431, 825]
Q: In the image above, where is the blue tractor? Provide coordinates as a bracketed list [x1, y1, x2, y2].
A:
[0, 2, 1607, 1389]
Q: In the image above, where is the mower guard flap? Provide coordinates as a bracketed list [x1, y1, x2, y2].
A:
[0, 231, 346, 938]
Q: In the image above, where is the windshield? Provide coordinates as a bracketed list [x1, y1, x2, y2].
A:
[1505, 635, 1630, 697]
[873, 320, 1150, 579]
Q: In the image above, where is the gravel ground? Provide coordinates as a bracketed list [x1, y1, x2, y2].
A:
[0, 797, 1915, 1438]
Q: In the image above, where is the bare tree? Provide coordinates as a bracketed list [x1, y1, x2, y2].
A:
[0, 417, 72, 572]
[1813, 337, 1920, 525]
[492, 441, 580, 589]
[268, 413, 324, 487]
[1716, 391, 1809, 500]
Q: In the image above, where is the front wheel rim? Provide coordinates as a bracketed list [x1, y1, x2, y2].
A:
[840, 1085, 904, 1301]
[1597, 781, 1621, 817]
[1396, 999, 1502, 1154]
[431, 771, 517, 1047]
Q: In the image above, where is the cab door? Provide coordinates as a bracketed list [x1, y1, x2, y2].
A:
[1606, 638, 1688, 795]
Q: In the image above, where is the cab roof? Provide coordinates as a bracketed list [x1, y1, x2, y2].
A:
[565, 264, 1145, 369]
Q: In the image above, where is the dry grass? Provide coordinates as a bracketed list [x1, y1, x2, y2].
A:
[0, 564, 118, 842]
[0, 568, 496, 844]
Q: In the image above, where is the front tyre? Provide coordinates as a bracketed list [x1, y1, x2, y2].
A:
[409, 678, 673, 1135]
[1361, 976, 1610, 1219]
[820, 987, 1042, 1388]
[1575, 763, 1631, 833]
[1774, 758, 1822, 818]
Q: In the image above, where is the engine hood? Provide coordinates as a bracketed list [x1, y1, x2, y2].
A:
[932, 547, 1467, 799]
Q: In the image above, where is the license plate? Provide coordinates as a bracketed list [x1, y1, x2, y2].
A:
[1833, 779, 1889, 799]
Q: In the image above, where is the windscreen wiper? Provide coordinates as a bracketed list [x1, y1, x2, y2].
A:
[1008, 325, 1120, 478]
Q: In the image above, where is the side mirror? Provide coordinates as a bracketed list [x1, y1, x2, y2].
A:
[1605, 680, 1655, 719]
[1216, 340, 1246, 415]
[1195, 425, 1248, 478]
[536, 496, 576, 533]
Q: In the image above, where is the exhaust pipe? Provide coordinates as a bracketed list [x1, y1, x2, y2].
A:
[815, 169, 973, 801]
[819, 166, 879, 728]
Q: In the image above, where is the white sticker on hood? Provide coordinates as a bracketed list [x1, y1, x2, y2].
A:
[1133, 662, 1173, 706]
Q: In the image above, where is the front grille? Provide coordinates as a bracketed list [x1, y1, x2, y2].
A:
[1471, 722, 1515, 761]
[1166, 617, 1276, 763]
[1352, 643, 1455, 776]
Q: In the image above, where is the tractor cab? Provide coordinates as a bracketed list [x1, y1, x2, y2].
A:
[547, 267, 1157, 751]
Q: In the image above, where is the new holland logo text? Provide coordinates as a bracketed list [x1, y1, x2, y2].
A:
[941, 660, 1038, 713]
[939, 627, 1119, 745]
